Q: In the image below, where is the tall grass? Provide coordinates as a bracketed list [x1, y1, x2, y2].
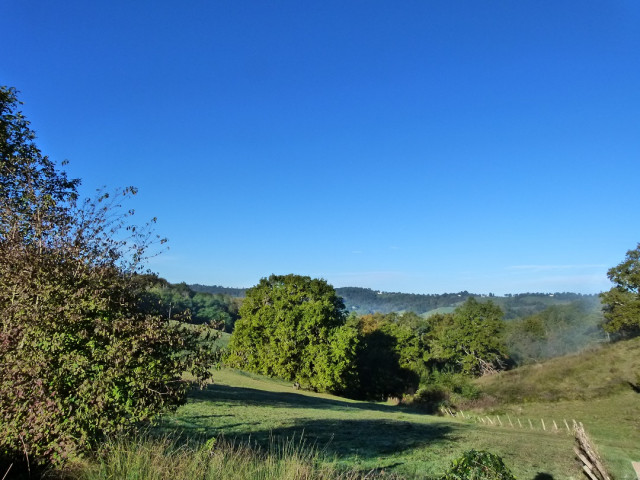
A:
[60, 434, 386, 480]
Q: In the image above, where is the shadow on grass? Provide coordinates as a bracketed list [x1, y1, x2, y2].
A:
[160, 415, 459, 463]
[243, 418, 456, 458]
[191, 383, 412, 414]
[155, 382, 466, 474]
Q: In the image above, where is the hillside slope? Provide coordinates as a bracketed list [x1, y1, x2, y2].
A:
[476, 336, 640, 403]
[473, 337, 640, 479]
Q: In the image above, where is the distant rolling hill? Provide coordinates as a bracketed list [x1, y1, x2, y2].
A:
[189, 283, 599, 319]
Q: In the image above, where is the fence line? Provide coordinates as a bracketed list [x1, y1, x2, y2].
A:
[440, 411, 630, 479]
[439, 408, 576, 435]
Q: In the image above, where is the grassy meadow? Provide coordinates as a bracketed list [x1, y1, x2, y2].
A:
[148, 369, 581, 479]
[148, 337, 638, 480]
[60, 336, 639, 480]
[53, 340, 639, 480]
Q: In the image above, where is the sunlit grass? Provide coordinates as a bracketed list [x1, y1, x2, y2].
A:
[153, 369, 581, 479]
[62, 434, 376, 480]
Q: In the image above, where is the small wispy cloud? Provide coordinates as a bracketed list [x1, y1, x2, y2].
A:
[351, 250, 363, 254]
[506, 264, 606, 272]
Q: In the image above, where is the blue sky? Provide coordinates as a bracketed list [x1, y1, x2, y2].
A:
[3, 1, 639, 294]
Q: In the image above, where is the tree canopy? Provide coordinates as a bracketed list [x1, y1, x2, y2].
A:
[600, 243, 640, 337]
[225, 274, 359, 393]
[426, 298, 508, 376]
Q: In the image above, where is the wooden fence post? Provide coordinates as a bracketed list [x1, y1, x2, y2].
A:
[574, 421, 611, 480]
[564, 419, 571, 434]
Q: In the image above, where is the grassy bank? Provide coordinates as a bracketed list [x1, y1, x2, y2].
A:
[473, 336, 640, 479]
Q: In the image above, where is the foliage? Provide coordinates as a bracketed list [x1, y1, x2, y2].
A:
[411, 371, 479, 411]
[225, 274, 359, 393]
[0, 86, 220, 466]
[348, 313, 421, 400]
[145, 279, 241, 332]
[600, 243, 640, 337]
[505, 299, 606, 365]
[344, 302, 506, 400]
[442, 450, 516, 480]
[335, 287, 594, 318]
[426, 299, 508, 376]
[189, 283, 247, 298]
[491, 292, 595, 320]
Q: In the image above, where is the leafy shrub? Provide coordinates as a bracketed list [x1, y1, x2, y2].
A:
[408, 371, 480, 411]
[442, 450, 516, 480]
[0, 86, 220, 467]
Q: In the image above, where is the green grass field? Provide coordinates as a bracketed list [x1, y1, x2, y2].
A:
[66, 334, 638, 479]
[157, 369, 585, 479]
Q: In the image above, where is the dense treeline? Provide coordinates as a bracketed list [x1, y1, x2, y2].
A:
[183, 280, 606, 374]
[492, 292, 598, 320]
[224, 275, 615, 407]
[189, 283, 247, 298]
[340, 288, 600, 319]
[226, 275, 510, 405]
[505, 297, 606, 364]
[145, 279, 241, 332]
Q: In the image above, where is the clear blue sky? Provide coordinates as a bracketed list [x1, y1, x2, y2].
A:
[3, 1, 639, 294]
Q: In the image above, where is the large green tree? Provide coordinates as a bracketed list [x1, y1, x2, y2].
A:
[0, 87, 220, 467]
[600, 243, 640, 337]
[426, 298, 508, 376]
[225, 274, 359, 393]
